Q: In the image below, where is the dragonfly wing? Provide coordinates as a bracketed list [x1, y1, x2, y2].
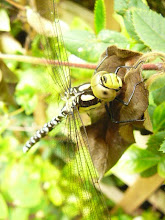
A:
[62, 107, 110, 219]
[27, 0, 71, 94]
[27, 1, 110, 218]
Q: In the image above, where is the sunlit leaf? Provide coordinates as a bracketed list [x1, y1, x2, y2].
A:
[142, 210, 161, 220]
[114, 0, 129, 15]
[158, 157, 165, 178]
[0, 9, 10, 31]
[0, 193, 8, 219]
[115, 0, 148, 15]
[124, 10, 142, 42]
[147, 131, 165, 154]
[148, 74, 165, 91]
[141, 166, 157, 177]
[98, 30, 129, 46]
[94, 0, 106, 34]
[64, 30, 129, 62]
[151, 86, 165, 106]
[41, 161, 61, 182]
[48, 185, 64, 206]
[3, 164, 43, 208]
[64, 30, 106, 62]
[0, 33, 24, 54]
[71, 17, 92, 31]
[10, 207, 29, 220]
[132, 9, 165, 52]
[0, 114, 10, 134]
[114, 145, 160, 174]
[15, 85, 38, 115]
[153, 102, 165, 132]
[159, 139, 165, 153]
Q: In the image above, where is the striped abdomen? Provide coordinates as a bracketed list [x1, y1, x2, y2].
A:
[23, 109, 67, 153]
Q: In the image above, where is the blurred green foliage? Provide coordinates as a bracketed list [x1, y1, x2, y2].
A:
[0, 0, 165, 219]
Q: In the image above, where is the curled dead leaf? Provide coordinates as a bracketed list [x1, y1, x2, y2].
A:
[82, 46, 165, 177]
[84, 46, 151, 177]
[86, 116, 135, 178]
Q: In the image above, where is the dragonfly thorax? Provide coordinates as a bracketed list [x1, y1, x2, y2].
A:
[62, 83, 101, 113]
[62, 89, 79, 113]
[73, 83, 101, 112]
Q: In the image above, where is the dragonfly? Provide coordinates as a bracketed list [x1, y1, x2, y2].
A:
[22, 0, 111, 219]
[23, 0, 145, 219]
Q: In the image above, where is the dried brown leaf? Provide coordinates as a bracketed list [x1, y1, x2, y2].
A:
[85, 46, 151, 177]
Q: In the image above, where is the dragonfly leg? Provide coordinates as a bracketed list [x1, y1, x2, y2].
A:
[112, 115, 145, 124]
[94, 48, 109, 74]
[115, 80, 143, 106]
[105, 102, 145, 124]
[114, 60, 144, 75]
[105, 102, 112, 119]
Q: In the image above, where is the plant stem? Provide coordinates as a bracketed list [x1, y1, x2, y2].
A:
[4, 0, 25, 10]
[0, 53, 164, 71]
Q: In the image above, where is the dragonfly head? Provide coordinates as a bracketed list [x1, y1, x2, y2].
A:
[91, 71, 122, 102]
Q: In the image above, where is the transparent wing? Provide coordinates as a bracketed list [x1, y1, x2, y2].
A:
[61, 107, 110, 219]
[27, 1, 110, 218]
[27, 0, 71, 94]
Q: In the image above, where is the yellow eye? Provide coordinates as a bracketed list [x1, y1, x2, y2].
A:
[91, 71, 122, 102]
[101, 73, 122, 90]
[102, 76, 107, 83]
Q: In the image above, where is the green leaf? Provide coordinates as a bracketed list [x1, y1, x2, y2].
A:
[149, 75, 165, 91]
[3, 164, 43, 208]
[158, 157, 165, 178]
[0, 9, 10, 31]
[115, 0, 149, 44]
[0, 193, 8, 219]
[0, 114, 10, 135]
[64, 30, 106, 62]
[64, 30, 129, 62]
[142, 210, 161, 220]
[10, 208, 29, 220]
[148, 105, 156, 123]
[48, 185, 64, 206]
[114, 0, 129, 15]
[124, 10, 142, 42]
[159, 139, 165, 153]
[130, 43, 147, 51]
[71, 17, 93, 32]
[147, 131, 165, 153]
[114, 145, 160, 174]
[153, 102, 165, 132]
[127, 0, 148, 9]
[98, 30, 129, 46]
[94, 0, 106, 34]
[41, 161, 61, 182]
[15, 85, 38, 115]
[115, 0, 148, 16]
[140, 166, 157, 177]
[152, 86, 165, 106]
[132, 9, 165, 52]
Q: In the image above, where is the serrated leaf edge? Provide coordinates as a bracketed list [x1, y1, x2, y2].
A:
[94, 0, 106, 34]
[132, 8, 165, 51]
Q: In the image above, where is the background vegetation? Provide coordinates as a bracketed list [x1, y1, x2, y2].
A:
[0, 0, 165, 219]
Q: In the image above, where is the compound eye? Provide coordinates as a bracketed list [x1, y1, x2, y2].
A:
[103, 76, 107, 83]
[115, 86, 122, 91]
[101, 75, 107, 85]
